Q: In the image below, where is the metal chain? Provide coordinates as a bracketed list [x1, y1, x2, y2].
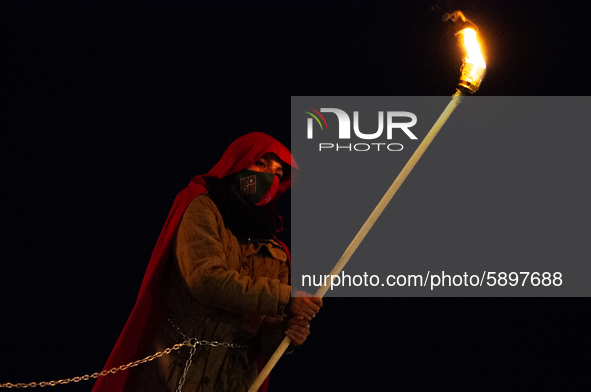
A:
[0, 340, 191, 389]
[167, 318, 250, 392]
[175, 340, 197, 392]
[168, 319, 251, 349]
[0, 322, 252, 389]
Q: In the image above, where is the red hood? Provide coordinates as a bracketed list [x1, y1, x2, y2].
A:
[190, 131, 299, 228]
[92, 132, 296, 392]
[200, 131, 299, 195]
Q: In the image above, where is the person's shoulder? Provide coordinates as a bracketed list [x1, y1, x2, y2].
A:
[185, 193, 222, 217]
[190, 193, 212, 203]
[187, 193, 216, 209]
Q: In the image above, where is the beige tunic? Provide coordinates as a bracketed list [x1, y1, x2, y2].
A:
[131, 194, 291, 392]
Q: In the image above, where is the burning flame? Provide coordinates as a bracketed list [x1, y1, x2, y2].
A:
[457, 28, 486, 68]
[442, 10, 487, 93]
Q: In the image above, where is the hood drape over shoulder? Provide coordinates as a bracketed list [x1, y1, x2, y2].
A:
[92, 132, 298, 392]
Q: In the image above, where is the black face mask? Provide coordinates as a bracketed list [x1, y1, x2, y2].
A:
[237, 169, 280, 206]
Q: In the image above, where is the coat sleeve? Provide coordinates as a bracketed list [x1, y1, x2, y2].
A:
[253, 253, 295, 356]
[175, 195, 291, 317]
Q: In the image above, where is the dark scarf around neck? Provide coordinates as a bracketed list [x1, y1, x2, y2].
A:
[205, 177, 280, 242]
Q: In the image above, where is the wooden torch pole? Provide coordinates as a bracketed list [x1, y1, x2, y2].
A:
[248, 90, 465, 392]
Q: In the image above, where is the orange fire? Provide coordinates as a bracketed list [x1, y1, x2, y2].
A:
[456, 27, 486, 93]
[457, 27, 486, 69]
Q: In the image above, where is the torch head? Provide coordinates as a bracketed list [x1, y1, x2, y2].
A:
[458, 63, 486, 93]
[456, 27, 487, 93]
[443, 11, 487, 94]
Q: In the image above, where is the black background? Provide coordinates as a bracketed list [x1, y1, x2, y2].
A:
[1, 0, 589, 390]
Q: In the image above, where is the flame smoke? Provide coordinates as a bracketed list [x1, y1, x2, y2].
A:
[441, 11, 477, 30]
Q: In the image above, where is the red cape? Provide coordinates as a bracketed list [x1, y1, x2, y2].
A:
[92, 132, 299, 392]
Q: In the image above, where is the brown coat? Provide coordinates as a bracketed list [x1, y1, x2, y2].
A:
[130, 195, 291, 392]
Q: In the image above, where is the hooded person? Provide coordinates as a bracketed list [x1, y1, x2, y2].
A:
[92, 132, 322, 392]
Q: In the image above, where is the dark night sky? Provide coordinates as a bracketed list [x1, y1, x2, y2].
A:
[1, 0, 589, 390]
